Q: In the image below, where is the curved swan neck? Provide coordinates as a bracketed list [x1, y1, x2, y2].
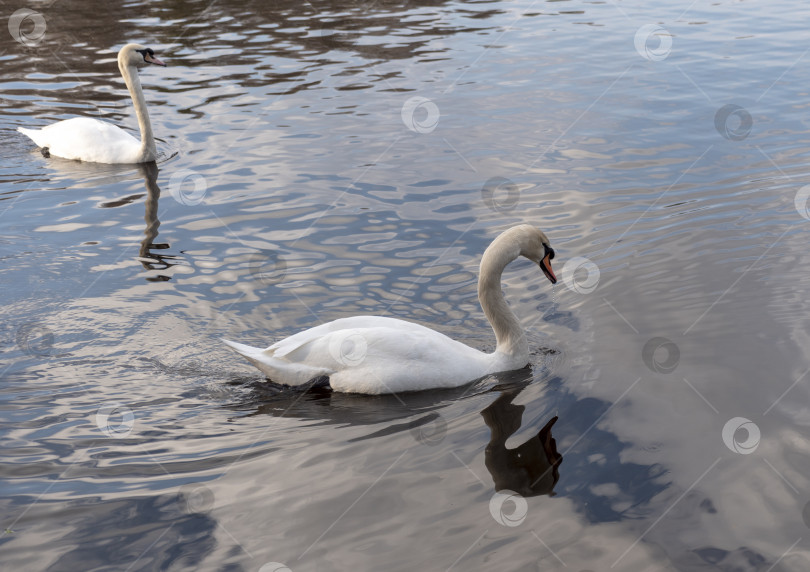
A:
[119, 59, 156, 162]
[478, 235, 528, 360]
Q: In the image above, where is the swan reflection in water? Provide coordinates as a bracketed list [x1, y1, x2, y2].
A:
[138, 161, 179, 281]
[481, 380, 562, 497]
[54, 160, 179, 280]
[233, 365, 562, 495]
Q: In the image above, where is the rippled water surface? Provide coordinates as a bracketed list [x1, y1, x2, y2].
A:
[3, 1, 810, 570]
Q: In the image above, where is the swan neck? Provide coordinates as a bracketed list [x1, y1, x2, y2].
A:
[120, 61, 156, 162]
[478, 239, 528, 362]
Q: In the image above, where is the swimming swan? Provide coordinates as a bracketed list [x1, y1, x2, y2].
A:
[224, 225, 557, 394]
[17, 43, 166, 163]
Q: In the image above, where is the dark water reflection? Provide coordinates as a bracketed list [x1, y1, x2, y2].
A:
[481, 383, 562, 497]
[138, 162, 181, 280]
[3, 0, 810, 570]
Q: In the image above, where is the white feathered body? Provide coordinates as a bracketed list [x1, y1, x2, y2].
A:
[224, 316, 523, 394]
[18, 118, 145, 164]
[17, 43, 164, 164]
[225, 225, 557, 395]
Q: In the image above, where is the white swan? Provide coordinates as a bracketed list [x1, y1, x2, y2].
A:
[17, 43, 166, 163]
[224, 225, 558, 394]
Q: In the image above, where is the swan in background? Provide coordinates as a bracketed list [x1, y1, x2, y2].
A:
[18, 43, 166, 163]
[224, 224, 558, 394]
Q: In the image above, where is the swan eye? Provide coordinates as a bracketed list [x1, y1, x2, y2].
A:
[545, 245, 555, 260]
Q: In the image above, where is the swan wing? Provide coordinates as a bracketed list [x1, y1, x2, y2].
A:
[18, 118, 143, 163]
[268, 316, 419, 358]
[225, 316, 494, 393]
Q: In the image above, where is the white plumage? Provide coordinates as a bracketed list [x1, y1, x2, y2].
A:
[225, 225, 558, 395]
[17, 43, 166, 164]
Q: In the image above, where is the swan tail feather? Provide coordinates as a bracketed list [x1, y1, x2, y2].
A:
[222, 339, 266, 357]
[222, 339, 330, 387]
[18, 126, 44, 147]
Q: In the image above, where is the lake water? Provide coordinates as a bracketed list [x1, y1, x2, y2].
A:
[3, 0, 810, 570]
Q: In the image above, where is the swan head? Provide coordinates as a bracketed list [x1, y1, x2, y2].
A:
[512, 224, 557, 284]
[119, 43, 167, 69]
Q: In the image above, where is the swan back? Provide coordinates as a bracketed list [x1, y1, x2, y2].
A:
[18, 118, 142, 163]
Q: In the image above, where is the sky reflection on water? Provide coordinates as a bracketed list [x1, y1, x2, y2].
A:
[2, 0, 810, 570]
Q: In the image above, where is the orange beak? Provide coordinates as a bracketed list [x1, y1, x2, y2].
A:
[540, 253, 557, 284]
[145, 54, 167, 67]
